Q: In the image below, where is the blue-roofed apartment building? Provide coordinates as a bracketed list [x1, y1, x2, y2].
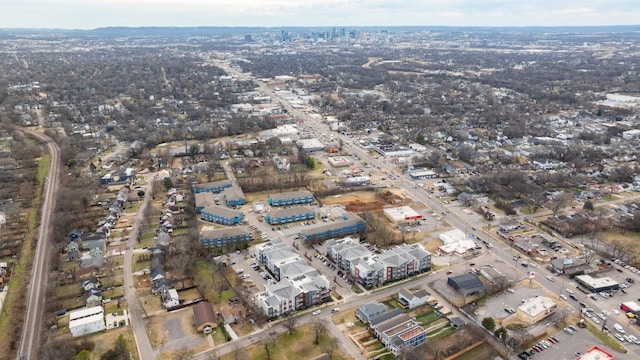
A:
[193, 180, 233, 194]
[223, 186, 246, 207]
[200, 205, 244, 225]
[199, 226, 252, 248]
[268, 190, 314, 206]
[265, 206, 315, 225]
[299, 212, 365, 242]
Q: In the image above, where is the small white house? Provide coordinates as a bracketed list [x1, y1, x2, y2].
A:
[69, 306, 106, 337]
[398, 288, 429, 309]
[162, 288, 180, 308]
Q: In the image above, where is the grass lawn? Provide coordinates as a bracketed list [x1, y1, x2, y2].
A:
[453, 341, 500, 360]
[351, 283, 364, 294]
[584, 321, 626, 353]
[222, 323, 350, 360]
[415, 310, 439, 324]
[55, 283, 83, 298]
[427, 325, 456, 340]
[89, 326, 139, 360]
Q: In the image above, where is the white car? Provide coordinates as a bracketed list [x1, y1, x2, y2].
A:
[312, 310, 322, 316]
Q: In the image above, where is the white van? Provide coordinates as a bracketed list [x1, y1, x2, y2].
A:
[614, 323, 625, 334]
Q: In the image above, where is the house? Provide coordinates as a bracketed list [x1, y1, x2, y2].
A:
[82, 278, 101, 291]
[80, 248, 103, 269]
[192, 301, 217, 333]
[69, 306, 106, 337]
[68, 228, 84, 242]
[155, 231, 171, 247]
[357, 302, 387, 323]
[67, 241, 80, 261]
[397, 288, 429, 309]
[162, 288, 180, 308]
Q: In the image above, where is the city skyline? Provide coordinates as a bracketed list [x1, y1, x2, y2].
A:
[1, 0, 639, 30]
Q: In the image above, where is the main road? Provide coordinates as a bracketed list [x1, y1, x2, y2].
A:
[17, 128, 60, 360]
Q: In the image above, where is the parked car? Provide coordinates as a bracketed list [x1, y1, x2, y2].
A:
[312, 310, 321, 316]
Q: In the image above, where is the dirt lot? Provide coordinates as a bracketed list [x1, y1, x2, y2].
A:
[321, 190, 404, 213]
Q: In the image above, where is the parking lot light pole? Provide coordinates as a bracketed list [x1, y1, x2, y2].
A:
[558, 280, 565, 298]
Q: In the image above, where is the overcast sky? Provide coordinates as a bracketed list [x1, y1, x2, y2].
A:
[1, 0, 639, 29]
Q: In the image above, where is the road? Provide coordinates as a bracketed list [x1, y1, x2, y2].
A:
[17, 128, 60, 360]
[122, 174, 156, 360]
[203, 56, 640, 358]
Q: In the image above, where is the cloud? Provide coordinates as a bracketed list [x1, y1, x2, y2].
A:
[0, 0, 639, 28]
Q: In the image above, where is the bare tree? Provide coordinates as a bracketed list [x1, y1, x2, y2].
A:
[263, 331, 278, 360]
[173, 346, 194, 360]
[284, 313, 297, 334]
[313, 321, 326, 345]
[320, 335, 337, 358]
[231, 344, 246, 360]
[550, 192, 571, 217]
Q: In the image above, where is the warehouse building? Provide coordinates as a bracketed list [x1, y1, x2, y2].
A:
[69, 306, 106, 337]
[447, 274, 485, 296]
[265, 206, 315, 225]
[268, 190, 314, 206]
[200, 205, 244, 225]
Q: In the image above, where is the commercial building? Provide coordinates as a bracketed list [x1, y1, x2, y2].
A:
[620, 301, 640, 315]
[383, 206, 423, 224]
[296, 138, 325, 152]
[576, 346, 614, 360]
[575, 275, 619, 293]
[516, 296, 557, 325]
[344, 176, 371, 187]
[199, 226, 252, 248]
[438, 229, 476, 255]
[328, 157, 352, 168]
[265, 206, 315, 225]
[299, 212, 365, 242]
[69, 306, 106, 337]
[200, 205, 244, 225]
[268, 190, 314, 206]
[408, 169, 439, 180]
[194, 180, 233, 194]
